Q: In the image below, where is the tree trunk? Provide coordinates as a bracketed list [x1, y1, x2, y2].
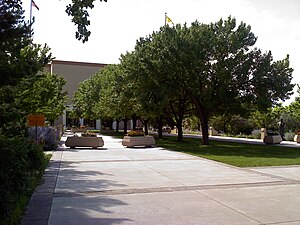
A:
[144, 119, 149, 135]
[123, 118, 128, 135]
[109, 119, 113, 130]
[116, 120, 119, 132]
[190, 95, 209, 145]
[199, 112, 209, 145]
[157, 117, 163, 139]
[132, 114, 137, 130]
[177, 122, 183, 142]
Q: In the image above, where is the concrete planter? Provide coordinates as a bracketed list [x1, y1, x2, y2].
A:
[71, 127, 87, 133]
[122, 136, 155, 147]
[65, 136, 104, 148]
[294, 135, 300, 143]
[263, 135, 282, 144]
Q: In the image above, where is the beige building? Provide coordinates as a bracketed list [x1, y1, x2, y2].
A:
[45, 60, 107, 129]
[45, 59, 140, 131]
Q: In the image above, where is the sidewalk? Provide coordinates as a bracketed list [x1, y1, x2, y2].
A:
[22, 134, 300, 225]
[180, 133, 300, 148]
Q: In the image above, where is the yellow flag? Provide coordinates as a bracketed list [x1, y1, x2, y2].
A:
[166, 16, 174, 26]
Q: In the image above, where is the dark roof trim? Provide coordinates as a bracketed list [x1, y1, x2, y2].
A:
[50, 60, 108, 68]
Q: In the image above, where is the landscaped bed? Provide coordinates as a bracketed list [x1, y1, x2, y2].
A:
[155, 136, 300, 167]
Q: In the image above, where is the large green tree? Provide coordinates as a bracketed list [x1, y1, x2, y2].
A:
[120, 51, 169, 135]
[184, 18, 293, 144]
[99, 64, 136, 133]
[121, 33, 193, 141]
[0, 2, 55, 222]
[0, 0, 52, 86]
[127, 17, 294, 144]
[0, 0, 52, 136]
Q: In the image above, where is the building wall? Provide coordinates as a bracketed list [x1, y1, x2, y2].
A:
[47, 60, 107, 127]
[50, 60, 107, 105]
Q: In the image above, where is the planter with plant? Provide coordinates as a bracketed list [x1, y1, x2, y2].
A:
[65, 132, 104, 148]
[122, 130, 155, 147]
[263, 130, 282, 144]
[71, 126, 87, 133]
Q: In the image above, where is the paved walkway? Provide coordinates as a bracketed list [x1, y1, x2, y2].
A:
[22, 134, 300, 225]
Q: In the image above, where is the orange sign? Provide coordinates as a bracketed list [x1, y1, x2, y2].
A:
[27, 114, 45, 127]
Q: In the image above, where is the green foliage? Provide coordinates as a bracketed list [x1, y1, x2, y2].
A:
[0, 0, 31, 86]
[0, 3, 56, 223]
[251, 129, 261, 139]
[184, 115, 201, 131]
[284, 132, 295, 141]
[99, 64, 135, 120]
[16, 73, 67, 124]
[0, 136, 47, 224]
[121, 16, 294, 145]
[0, 0, 52, 86]
[73, 74, 102, 119]
[73, 64, 133, 121]
[286, 85, 300, 127]
[65, 0, 107, 43]
[210, 114, 252, 135]
[72, 16, 294, 145]
[0, 0, 52, 136]
[120, 51, 168, 120]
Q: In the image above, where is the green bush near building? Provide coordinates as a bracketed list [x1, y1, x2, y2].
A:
[0, 136, 49, 225]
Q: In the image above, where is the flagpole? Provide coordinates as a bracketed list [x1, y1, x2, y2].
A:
[165, 12, 167, 26]
[29, 0, 33, 25]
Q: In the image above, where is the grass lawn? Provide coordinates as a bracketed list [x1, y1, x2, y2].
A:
[155, 136, 300, 167]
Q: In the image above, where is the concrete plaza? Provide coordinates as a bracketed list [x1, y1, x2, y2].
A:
[22, 134, 300, 225]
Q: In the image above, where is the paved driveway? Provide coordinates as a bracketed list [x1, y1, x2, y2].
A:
[22, 135, 300, 225]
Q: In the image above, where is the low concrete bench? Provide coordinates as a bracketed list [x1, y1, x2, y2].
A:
[122, 136, 155, 147]
[65, 136, 104, 148]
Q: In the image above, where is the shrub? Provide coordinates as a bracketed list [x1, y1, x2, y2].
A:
[251, 129, 261, 139]
[127, 130, 144, 136]
[86, 130, 100, 133]
[284, 132, 295, 141]
[0, 135, 46, 224]
[28, 127, 59, 150]
[81, 132, 97, 137]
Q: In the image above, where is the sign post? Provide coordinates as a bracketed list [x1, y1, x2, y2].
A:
[27, 114, 45, 143]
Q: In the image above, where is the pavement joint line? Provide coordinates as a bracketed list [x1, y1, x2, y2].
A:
[134, 158, 189, 187]
[194, 188, 265, 225]
[52, 180, 299, 198]
[264, 220, 300, 224]
[59, 157, 200, 164]
[245, 164, 300, 169]
[242, 167, 300, 183]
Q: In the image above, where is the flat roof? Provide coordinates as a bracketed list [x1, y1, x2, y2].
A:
[50, 60, 108, 68]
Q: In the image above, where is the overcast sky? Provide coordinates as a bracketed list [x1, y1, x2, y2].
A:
[23, 0, 300, 102]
